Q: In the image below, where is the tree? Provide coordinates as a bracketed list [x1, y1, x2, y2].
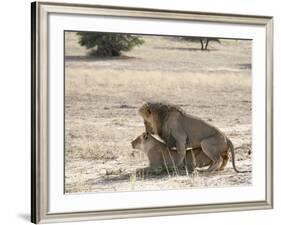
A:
[182, 37, 220, 50]
[77, 32, 144, 57]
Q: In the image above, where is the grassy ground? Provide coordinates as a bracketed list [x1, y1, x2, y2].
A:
[64, 32, 252, 193]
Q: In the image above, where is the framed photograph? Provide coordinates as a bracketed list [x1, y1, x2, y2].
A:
[31, 1, 273, 224]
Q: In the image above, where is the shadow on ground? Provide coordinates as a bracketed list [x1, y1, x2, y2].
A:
[153, 46, 218, 51]
[86, 168, 237, 186]
[65, 55, 135, 62]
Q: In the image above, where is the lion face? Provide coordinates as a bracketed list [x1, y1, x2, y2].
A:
[144, 120, 155, 134]
[138, 104, 152, 121]
[138, 104, 158, 134]
[131, 132, 150, 152]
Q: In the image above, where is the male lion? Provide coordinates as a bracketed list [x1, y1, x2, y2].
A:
[131, 132, 229, 174]
[138, 102, 246, 173]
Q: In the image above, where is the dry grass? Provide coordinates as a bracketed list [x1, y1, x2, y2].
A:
[64, 32, 252, 193]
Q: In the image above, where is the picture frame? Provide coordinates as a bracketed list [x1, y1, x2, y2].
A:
[31, 1, 273, 224]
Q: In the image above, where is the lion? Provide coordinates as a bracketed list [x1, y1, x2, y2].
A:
[138, 102, 247, 173]
[131, 132, 229, 174]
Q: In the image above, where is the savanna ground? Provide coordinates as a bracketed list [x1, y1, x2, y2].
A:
[65, 32, 252, 193]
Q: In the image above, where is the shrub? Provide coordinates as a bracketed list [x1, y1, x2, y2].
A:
[182, 37, 220, 50]
[77, 32, 144, 56]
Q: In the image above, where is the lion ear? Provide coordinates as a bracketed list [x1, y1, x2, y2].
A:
[146, 108, 151, 115]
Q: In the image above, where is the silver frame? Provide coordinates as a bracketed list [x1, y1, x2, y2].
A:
[31, 1, 273, 224]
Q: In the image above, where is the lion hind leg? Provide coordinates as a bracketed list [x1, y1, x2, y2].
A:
[200, 137, 224, 172]
[196, 160, 221, 173]
[205, 157, 222, 172]
[219, 153, 229, 171]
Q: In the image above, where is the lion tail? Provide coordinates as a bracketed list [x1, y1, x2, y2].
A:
[227, 138, 251, 173]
